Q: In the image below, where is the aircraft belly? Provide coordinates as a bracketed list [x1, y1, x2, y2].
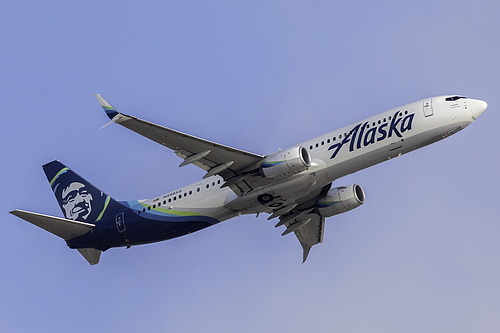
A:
[224, 172, 324, 214]
[123, 219, 215, 246]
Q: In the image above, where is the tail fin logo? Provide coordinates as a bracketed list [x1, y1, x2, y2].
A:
[44, 161, 113, 223]
[60, 181, 94, 221]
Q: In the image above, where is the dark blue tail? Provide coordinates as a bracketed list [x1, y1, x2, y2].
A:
[43, 161, 125, 223]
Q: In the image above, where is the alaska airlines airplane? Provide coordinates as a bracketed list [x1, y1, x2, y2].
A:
[10, 95, 487, 264]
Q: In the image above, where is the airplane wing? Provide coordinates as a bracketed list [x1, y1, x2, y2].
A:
[294, 213, 325, 262]
[95, 95, 265, 194]
[277, 210, 325, 262]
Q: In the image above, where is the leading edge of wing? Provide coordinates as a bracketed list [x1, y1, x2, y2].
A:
[94, 95, 264, 178]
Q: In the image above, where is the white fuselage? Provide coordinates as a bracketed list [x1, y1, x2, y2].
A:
[136, 96, 485, 222]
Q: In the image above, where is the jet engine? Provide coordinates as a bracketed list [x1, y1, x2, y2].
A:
[260, 146, 311, 179]
[317, 184, 365, 217]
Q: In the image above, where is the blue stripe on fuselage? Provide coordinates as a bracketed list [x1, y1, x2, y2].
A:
[66, 207, 220, 250]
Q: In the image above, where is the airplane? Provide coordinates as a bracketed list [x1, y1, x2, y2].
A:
[10, 94, 487, 265]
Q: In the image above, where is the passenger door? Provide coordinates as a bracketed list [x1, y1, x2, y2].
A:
[423, 99, 433, 117]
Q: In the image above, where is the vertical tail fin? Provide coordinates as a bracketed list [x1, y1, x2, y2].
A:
[43, 160, 124, 223]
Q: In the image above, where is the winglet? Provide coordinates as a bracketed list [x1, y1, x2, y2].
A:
[94, 94, 119, 119]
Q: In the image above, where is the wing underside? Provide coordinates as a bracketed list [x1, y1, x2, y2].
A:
[276, 210, 325, 262]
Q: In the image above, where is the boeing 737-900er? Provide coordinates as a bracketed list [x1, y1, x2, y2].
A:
[10, 95, 487, 264]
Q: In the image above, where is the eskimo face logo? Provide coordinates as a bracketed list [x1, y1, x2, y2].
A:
[61, 182, 93, 221]
[329, 111, 415, 159]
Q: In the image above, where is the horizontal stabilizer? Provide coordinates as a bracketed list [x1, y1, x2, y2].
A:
[10, 210, 95, 241]
[77, 248, 101, 265]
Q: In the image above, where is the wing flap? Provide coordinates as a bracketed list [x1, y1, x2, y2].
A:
[10, 210, 95, 241]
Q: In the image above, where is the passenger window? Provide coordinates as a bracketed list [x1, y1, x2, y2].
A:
[189, 190, 192, 195]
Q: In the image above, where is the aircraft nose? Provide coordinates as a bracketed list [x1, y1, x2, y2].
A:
[469, 99, 488, 120]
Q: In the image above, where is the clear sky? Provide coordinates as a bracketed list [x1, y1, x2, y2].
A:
[2, 1, 499, 332]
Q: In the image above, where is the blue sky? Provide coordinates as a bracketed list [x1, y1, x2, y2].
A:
[2, 1, 499, 332]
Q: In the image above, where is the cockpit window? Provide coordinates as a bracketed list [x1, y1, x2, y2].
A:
[445, 96, 466, 102]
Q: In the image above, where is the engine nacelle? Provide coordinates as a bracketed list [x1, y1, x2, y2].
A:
[261, 146, 311, 179]
[317, 184, 365, 217]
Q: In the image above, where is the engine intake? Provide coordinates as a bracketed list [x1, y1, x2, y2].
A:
[317, 184, 365, 217]
[261, 146, 311, 179]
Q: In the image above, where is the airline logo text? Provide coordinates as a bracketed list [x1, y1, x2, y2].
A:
[329, 111, 415, 159]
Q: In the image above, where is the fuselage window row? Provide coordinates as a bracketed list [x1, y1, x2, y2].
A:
[137, 183, 220, 214]
[308, 113, 403, 151]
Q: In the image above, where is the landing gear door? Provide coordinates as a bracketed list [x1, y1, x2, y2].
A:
[423, 99, 433, 117]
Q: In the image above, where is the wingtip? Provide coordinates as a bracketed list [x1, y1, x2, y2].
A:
[302, 245, 311, 263]
[94, 94, 119, 119]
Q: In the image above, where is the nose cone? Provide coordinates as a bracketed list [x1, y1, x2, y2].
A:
[469, 99, 488, 120]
